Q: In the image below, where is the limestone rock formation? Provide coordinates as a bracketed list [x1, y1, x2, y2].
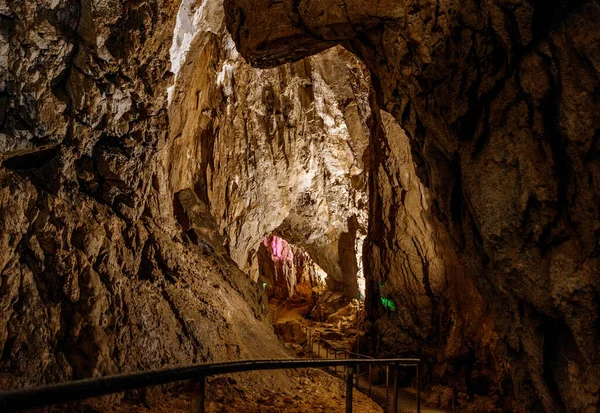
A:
[4, 0, 599, 411]
[166, 10, 371, 296]
[225, 0, 600, 411]
[0, 0, 371, 403]
[0, 0, 288, 395]
[366, 111, 496, 408]
[258, 235, 327, 300]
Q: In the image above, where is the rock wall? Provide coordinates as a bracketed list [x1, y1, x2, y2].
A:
[365, 111, 497, 409]
[0, 0, 372, 399]
[0, 0, 288, 394]
[166, 6, 371, 297]
[224, 0, 600, 411]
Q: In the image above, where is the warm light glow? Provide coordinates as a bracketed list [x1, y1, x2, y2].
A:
[355, 234, 366, 298]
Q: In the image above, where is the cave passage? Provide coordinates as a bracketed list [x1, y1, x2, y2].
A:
[4, 0, 600, 412]
[255, 233, 365, 322]
[257, 233, 368, 353]
[257, 234, 328, 302]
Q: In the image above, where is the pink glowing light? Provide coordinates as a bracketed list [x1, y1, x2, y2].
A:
[264, 236, 293, 262]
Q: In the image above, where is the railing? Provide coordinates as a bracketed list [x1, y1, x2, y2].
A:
[0, 357, 420, 413]
[303, 326, 421, 413]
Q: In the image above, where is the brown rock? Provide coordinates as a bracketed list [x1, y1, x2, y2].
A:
[273, 321, 306, 344]
[0, 0, 290, 402]
[0, 3, 373, 411]
[225, 0, 600, 410]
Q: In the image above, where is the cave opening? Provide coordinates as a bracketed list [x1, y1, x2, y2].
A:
[256, 235, 328, 303]
[254, 233, 365, 335]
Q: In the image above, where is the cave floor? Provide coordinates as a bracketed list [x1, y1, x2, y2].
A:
[271, 297, 448, 413]
[106, 299, 384, 412]
[110, 368, 384, 413]
[306, 339, 447, 413]
[104, 296, 451, 413]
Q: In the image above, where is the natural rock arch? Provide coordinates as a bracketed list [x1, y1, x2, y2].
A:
[224, 1, 600, 411]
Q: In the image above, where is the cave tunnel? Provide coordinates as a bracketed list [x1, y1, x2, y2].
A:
[255, 235, 330, 302]
[1, 0, 600, 412]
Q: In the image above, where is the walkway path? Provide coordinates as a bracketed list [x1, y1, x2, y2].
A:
[307, 338, 446, 413]
[272, 298, 447, 412]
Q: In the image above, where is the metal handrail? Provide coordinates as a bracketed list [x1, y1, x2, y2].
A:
[0, 357, 420, 413]
[303, 326, 421, 413]
[316, 335, 374, 360]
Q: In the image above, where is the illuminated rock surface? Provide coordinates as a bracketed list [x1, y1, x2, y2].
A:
[0, 0, 369, 407]
[2, 0, 600, 412]
[223, 0, 600, 411]
[163, 0, 370, 296]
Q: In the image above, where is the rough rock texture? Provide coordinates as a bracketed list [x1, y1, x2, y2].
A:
[166, 6, 371, 296]
[0, 0, 372, 403]
[0, 0, 289, 396]
[258, 235, 327, 300]
[0, 150, 289, 391]
[225, 0, 600, 411]
[366, 111, 496, 407]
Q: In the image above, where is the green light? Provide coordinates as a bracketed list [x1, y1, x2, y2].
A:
[261, 282, 267, 289]
[380, 297, 396, 311]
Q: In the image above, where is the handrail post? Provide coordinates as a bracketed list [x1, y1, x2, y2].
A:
[385, 365, 389, 412]
[417, 362, 421, 413]
[335, 350, 338, 373]
[368, 364, 372, 397]
[190, 375, 206, 413]
[345, 365, 354, 413]
[393, 364, 400, 413]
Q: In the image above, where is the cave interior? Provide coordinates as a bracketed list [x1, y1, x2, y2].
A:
[1, 0, 600, 412]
